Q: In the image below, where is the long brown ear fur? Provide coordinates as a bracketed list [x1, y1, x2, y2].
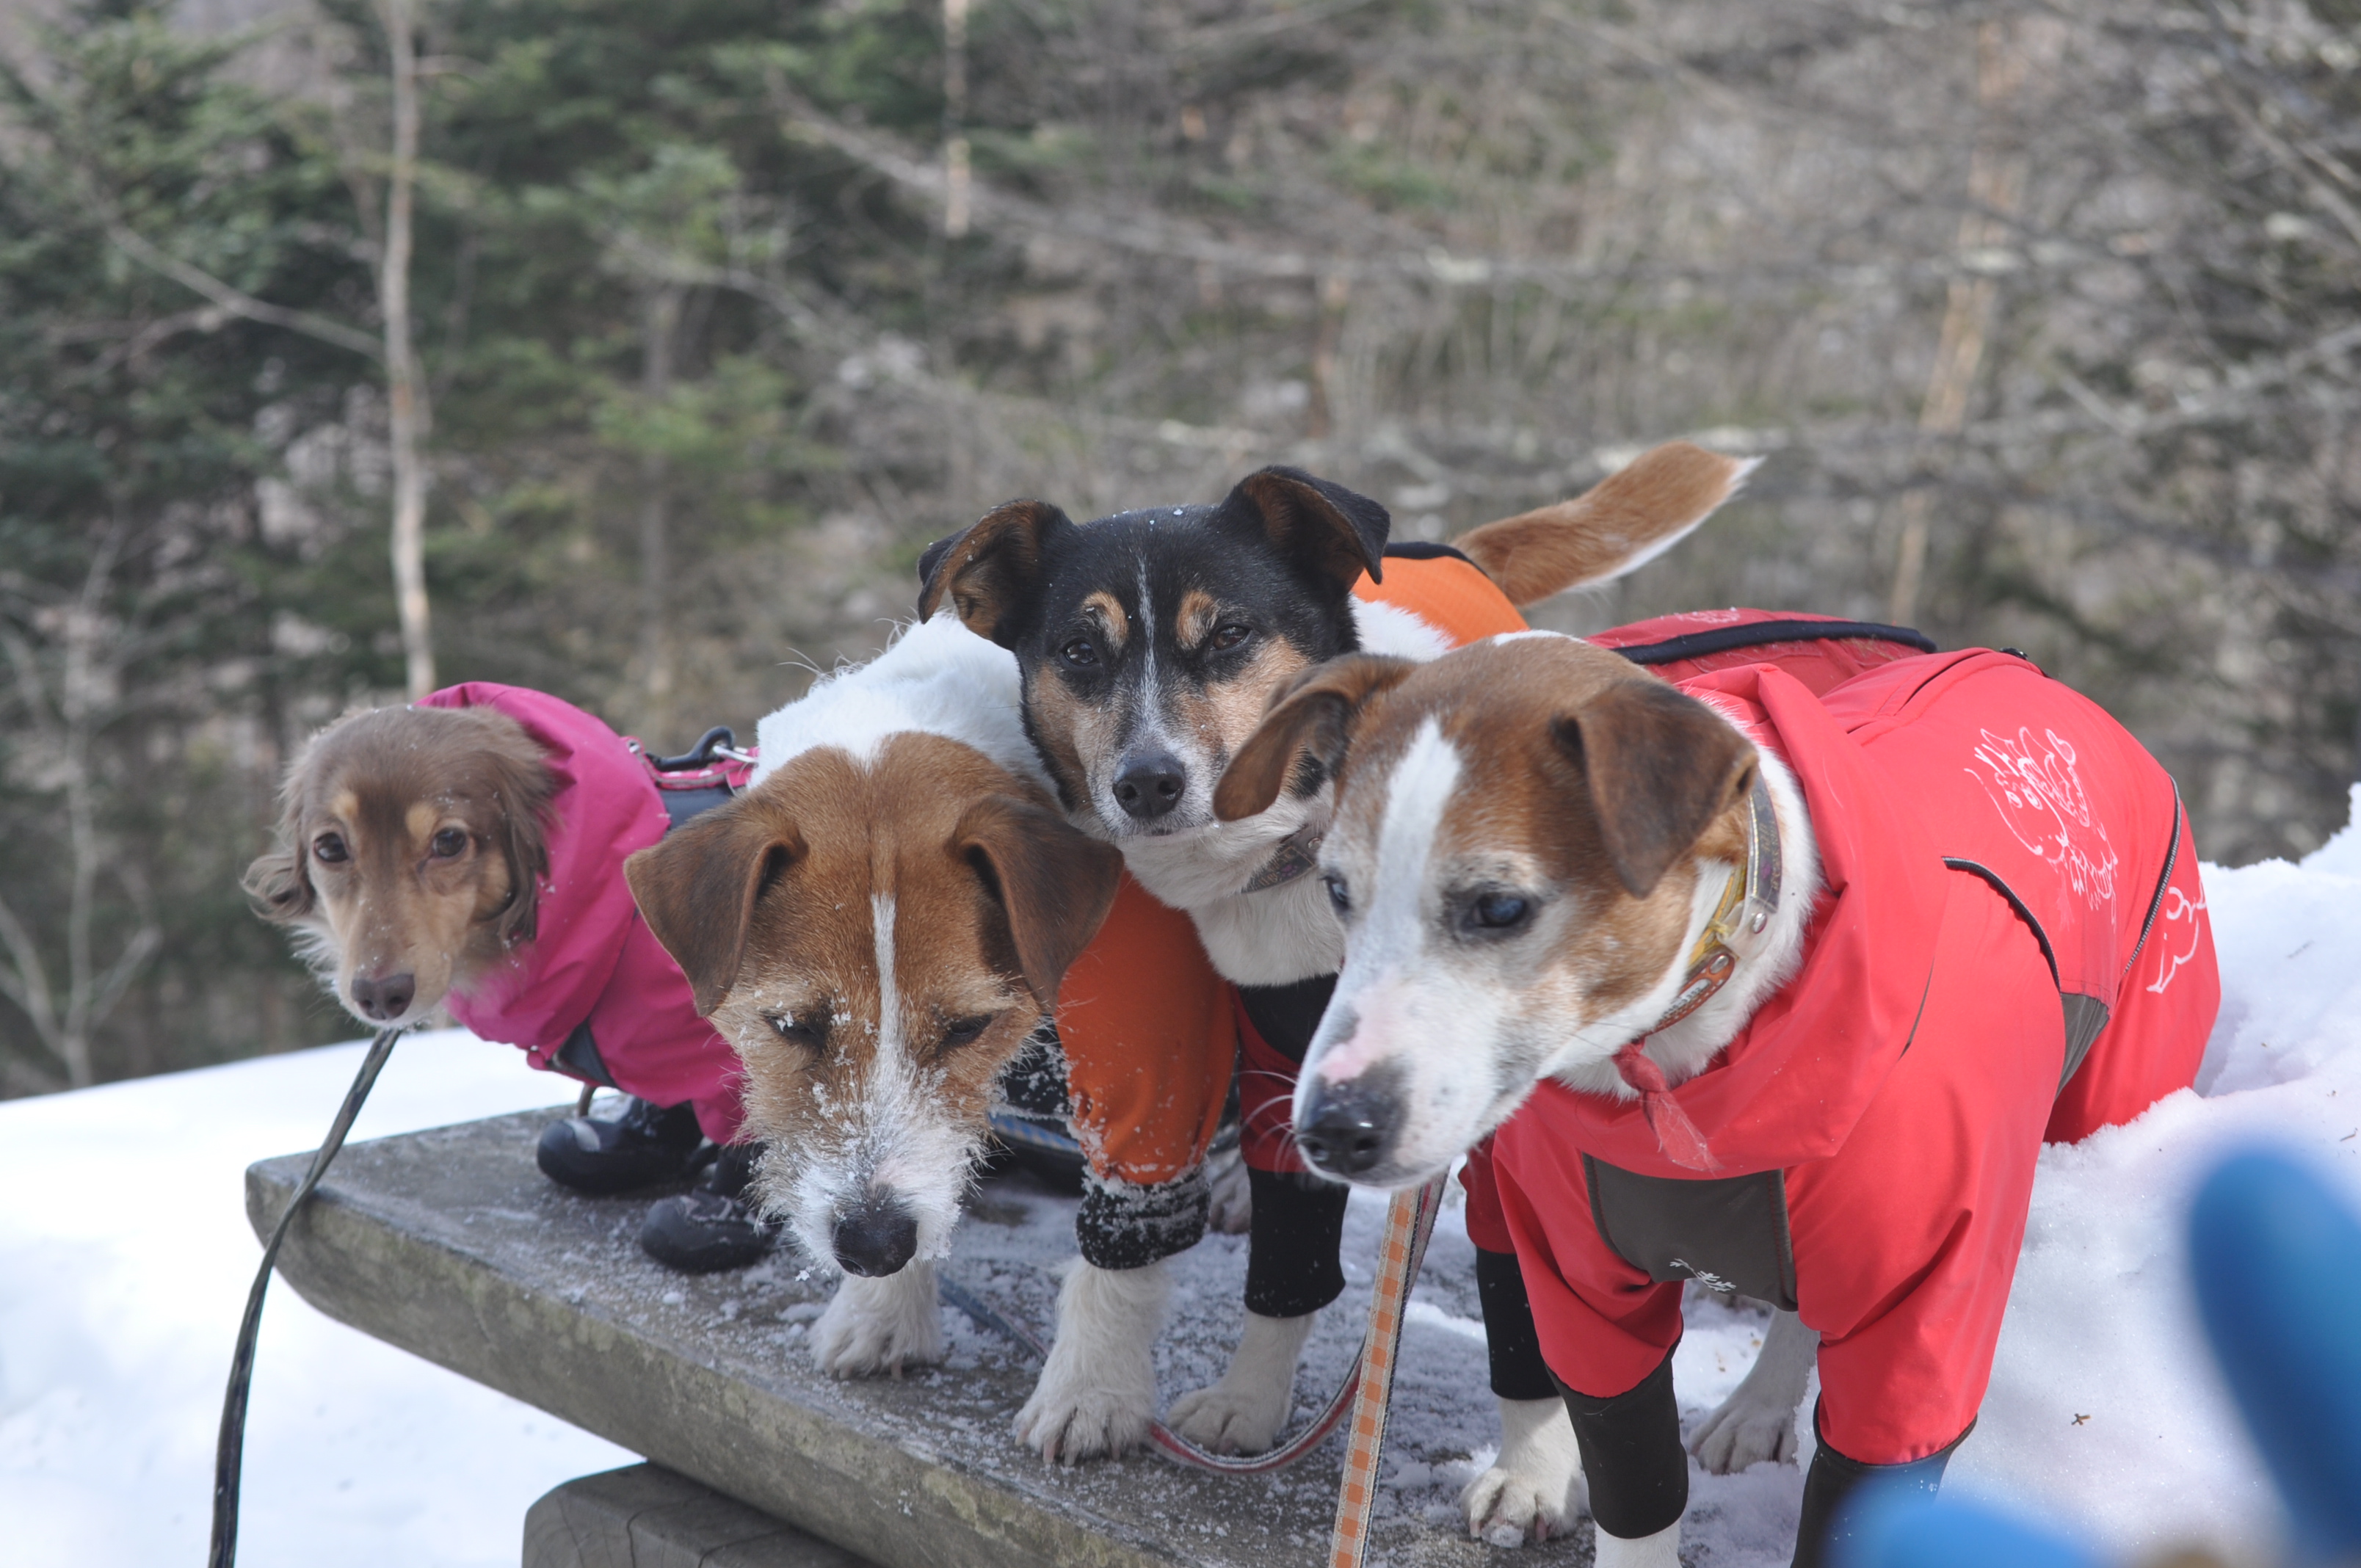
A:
[242, 843, 314, 924]
[1554, 679, 1758, 899]
[1214, 653, 1417, 822]
[1454, 441, 1755, 608]
[915, 499, 1072, 646]
[245, 723, 336, 926]
[1217, 467, 1391, 591]
[626, 800, 808, 1015]
[467, 714, 554, 946]
[952, 794, 1122, 1007]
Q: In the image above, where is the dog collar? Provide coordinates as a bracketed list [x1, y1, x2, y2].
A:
[1644, 773, 1783, 1037]
[1239, 824, 1326, 896]
[1614, 774, 1783, 1172]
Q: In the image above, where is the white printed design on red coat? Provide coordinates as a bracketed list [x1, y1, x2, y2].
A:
[1966, 726, 2121, 910]
[2146, 883, 2208, 995]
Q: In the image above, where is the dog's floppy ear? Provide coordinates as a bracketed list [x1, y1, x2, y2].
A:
[1553, 678, 1758, 900]
[915, 498, 1073, 647]
[474, 723, 554, 948]
[1216, 466, 1391, 592]
[1214, 653, 1418, 822]
[951, 794, 1122, 1009]
[242, 841, 316, 924]
[626, 799, 808, 1015]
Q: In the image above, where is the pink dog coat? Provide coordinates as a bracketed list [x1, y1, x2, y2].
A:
[416, 683, 747, 1142]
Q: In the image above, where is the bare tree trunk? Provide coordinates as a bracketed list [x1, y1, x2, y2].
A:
[0, 526, 159, 1091]
[1888, 19, 2034, 627]
[379, 0, 435, 699]
[638, 284, 681, 722]
[943, 0, 971, 237]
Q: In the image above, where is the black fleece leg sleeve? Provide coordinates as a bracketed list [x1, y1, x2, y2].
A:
[1792, 1401, 1974, 1568]
[1556, 1346, 1686, 1544]
[1475, 1247, 1557, 1402]
[1243, 1166, 1351, 1318]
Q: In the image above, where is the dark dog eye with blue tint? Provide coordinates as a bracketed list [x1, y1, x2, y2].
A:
[429, 827, 468, 859]
[313, 832, 348, 864]
[1473, 892, 1529, 930]
[1324, 874, 1351, 914]
[1212, 623, 1252, 651]
[1060, 636, 1098, 668]
[1461, 890, 1533, 934]
[939, 1015, 995, 1052]
[764, 1011, 829, 1053]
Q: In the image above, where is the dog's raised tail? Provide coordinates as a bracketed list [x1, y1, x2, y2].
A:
[1453, 440, 1758, 609]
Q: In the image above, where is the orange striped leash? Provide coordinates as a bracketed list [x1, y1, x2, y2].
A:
[1327, 1173, 1448, 1568]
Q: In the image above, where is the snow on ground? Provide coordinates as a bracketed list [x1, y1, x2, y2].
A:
[0, 1030, 632, 1568]
[5, 787, 2360, 1568]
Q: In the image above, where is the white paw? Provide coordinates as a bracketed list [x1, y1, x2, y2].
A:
[1205, 1150, 1252, 1235]
[1013, 1257, 1167, 1464]
[1595, 1520, 1682, 1568]
[1462, 1395, 1584, 1546]
[1686, 1308, 1816, 1474]
[1166, 1382, 1288, 1454]
[809, 1263, 945, 1377]
[1015, 1363, 1156, 1463]
[1164, 1308, 1314, 1454]
[1687, 1385, 1799, 1473]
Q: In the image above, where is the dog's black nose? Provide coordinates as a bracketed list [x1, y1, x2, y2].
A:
[1296, 1076, 1401, 1177]
[833, 1191, 920, 1277]
[1112, 751, 1187, 821]
[352, 971, 416, 1021]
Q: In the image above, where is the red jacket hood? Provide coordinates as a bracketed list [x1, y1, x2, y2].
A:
[413, 683, 671, 1050]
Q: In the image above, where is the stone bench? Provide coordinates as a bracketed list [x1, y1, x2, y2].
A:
[247, 1110, 1567, 1568]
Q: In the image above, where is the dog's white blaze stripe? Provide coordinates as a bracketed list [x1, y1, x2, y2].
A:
[870, 891, 904, 1072]
[1366, 718, 1462, 963]
[1132, 558, 1172, 752]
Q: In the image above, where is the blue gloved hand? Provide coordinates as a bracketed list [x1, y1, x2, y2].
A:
[1835, 1147, 2361, 1568]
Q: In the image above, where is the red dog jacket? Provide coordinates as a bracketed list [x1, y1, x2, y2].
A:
[1463, 630, 2218, 1465]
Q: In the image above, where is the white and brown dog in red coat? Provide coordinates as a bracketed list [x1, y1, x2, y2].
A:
[1214, 628, 2218, 1567]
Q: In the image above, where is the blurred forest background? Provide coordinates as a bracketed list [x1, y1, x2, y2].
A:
[3, 0, 2357, 1094]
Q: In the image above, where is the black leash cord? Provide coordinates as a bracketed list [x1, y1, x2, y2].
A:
[209, 1025, 405, 1568]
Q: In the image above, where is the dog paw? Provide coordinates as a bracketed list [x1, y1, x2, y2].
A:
[1165, 1308, 1313, 1454]
[1687, 1387, 1799, 1473]
[810, 1263, 945, 1378]
[1015, 1374, 1155, 1464]
[1461, 1462, 1583, 1547]
[1461, 1394, 1584, 1546]
[1166, 1382, 1288, 1454]
[1205, 1149, 1252, 1235]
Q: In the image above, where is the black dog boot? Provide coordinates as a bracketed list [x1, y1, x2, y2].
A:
[639, 1143, 777, 1274]
[535, 1096, 704, 1195]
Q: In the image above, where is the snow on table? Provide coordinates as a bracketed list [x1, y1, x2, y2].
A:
[6, 785, 2361, 1568]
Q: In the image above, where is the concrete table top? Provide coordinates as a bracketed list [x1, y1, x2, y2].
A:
[247, 1110, 1591, 1568]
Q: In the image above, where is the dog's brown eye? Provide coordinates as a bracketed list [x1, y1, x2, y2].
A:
[313, 833, 348, 864]
[429, 828, 468, 859]
[1060, 636, 1098, 669]
[1212, 623, 1252, 651]
[939, 1015, 995, 1052]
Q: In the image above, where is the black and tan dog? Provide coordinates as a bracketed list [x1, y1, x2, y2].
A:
[917, 442, 1757, 1536]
